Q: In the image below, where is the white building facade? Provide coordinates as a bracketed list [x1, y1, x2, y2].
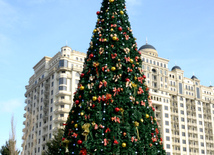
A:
[22, 44, 214, 155]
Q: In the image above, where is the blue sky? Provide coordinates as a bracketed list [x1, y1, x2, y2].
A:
[0, 0, 214, 151]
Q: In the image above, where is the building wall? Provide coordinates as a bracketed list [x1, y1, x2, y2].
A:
[22, 45, 214, 155]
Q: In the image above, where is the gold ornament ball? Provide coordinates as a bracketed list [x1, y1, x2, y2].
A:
[120, 11, 124, 15]
[92, 122, 96, 126]
[111, 67, 116, 71]
[80, 112, 84, 116]
[122, 143, 127, 147]
[140, 119, 144, 123]
[154, 118, 157, 121]
[112, 36, 117, 41]
[109, 0, 114, 2]
[110, 28, 114, 32]
[74, 124, 78, 128]
[130, 59, 134, 63]
[93, 29, 97, 33]
[146, 114, 149, 118]
[92, 96, 97, 101]
[134, 76, 137, 80]
[103, 38, 107, 42]
[80, 86, 85, 90]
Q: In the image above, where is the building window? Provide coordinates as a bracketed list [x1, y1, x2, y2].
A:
[60, 114, 64, 117]
[201, 142, 204, 147]
[166, 129, 169, 133]
[49, 125, 52, 130]
[183, 140, 186, 144]
[59, 86, 67, 91]
[201, 150, 205, 154]
[182, 125, 185, 129]
[38, 147, 40, 152]
[198, 107, 201, 111]
[181, 118, 184, 122]
[180, 103, 183, 107]
[182, 132, 185, 136]
[59, 60, 68, 68]
[199, 121, 202, 125]
[50, 107, 52, 112]
[166, 144, 170, 149]
[166, 136, 170, 141]
[165, 113, 169, 118]
[39, 122, 41, 127]
[200, 128, 203, 132]
[183, 147, 186, 151]
[165, 106, 168, 110]
[198, 114, 202, 118]
[51, 82, 54, 87]
[51, 90, 53, 95]
[50, 116, 52, 121]
[165, 121, 169, 125]
[200, 135, 203, 139]
[181, 110, 184, 114]
[196, 87, 200, 98]
[52, 75, 54, 79]
[59, 78, 67, 85]
[179, 83, 183, 94]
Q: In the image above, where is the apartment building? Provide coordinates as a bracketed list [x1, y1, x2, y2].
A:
[22, 46, 85, 155]
[22, 44, 214, 155]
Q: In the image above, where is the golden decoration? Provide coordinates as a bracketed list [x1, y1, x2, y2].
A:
[92, 122, 96, 126]
[80, 112, 84, 116]
[82, 123, 91, 140]
[109, 0, 114, 2]
[111, 67, 116, 71]
[92, 96, 97, 101]
[134, 121, 140, 140]
[62, 139, 70, 153]
[112, 36, 118, 41]
[130, 59, 134, 63]
[140, 119, 144, 123]
[120, 11, 124, 15]
[80, 86, 84, 90]
[93, 29, 97, 33]
[146, 114, 149, 118]
[74, 124, 78, 128]
[122, 142, 127, 147]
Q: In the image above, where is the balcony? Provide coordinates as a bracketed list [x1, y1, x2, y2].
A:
[22, 128, 26, 132]
[23, 120, 26, 125]
[23, 113, 26, 118]
[54, 108, 70, 114]
[25, 99, 27, 103]
[54, 117, 67, 123]
[55, 99, 71, 105]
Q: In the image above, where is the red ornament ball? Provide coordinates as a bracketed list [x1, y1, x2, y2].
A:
[81, 73, 84, 78]
[114, 140, 119, 144]
[118, 27, 122, 31]
[115, 107, 120, 112]
[92, 104, 95, 108]
[125, 78, 130, 82]
[75, 100, 80, 105]
[62, 138, 65, 141]
[77, 140, 83, 145]
[143, 74, 146, 79]
[96, 11, 100, 15]
[89, 53, 94, 58]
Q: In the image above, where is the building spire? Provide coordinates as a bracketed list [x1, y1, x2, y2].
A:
[146, 37, 148, 44]
[66, 40, 68, 46]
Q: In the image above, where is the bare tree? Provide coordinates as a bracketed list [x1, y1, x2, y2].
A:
[9, 115, 20, 155]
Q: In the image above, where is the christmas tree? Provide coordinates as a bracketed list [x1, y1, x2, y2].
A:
[60, 0, 166, 154]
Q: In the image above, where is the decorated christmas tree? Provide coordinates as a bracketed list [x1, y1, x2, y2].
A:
[60, 0, 166, 154]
